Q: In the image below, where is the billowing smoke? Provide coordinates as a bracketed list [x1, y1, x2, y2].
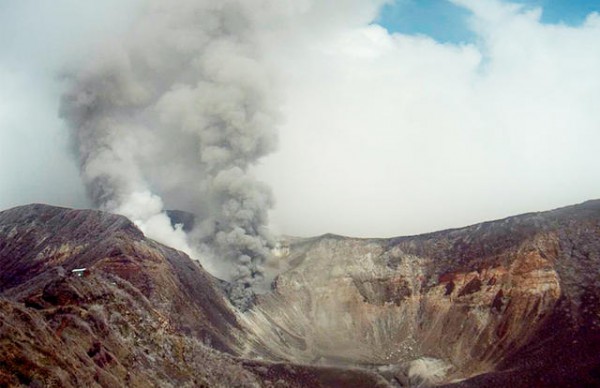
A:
[59, 0, 280, 310]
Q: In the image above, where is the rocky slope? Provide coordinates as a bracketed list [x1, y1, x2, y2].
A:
[1, 201, 599, 387]
[245, 200, 600, 386]
[0, 204, 388, 387]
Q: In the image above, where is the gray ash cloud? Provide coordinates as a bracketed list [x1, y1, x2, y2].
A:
[59, 0, 280, 310]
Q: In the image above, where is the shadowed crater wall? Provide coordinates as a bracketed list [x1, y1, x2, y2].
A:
[1, 201, 600, 387]
[243, 200, 600, 386]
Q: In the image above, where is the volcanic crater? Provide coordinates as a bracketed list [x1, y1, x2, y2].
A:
[1, 201, 600, 387]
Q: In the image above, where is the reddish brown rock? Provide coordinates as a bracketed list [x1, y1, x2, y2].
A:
[0, 204, 395, 387]
[2, 201, 600, 386]
[245, 200, 600, 386]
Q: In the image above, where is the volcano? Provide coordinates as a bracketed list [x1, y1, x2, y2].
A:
[1, 201, 600, 387]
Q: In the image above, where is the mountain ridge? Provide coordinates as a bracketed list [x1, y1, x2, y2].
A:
[0, 203, 392, 387]
[245, 199, 600, 386]
[1, 200, 600, 386]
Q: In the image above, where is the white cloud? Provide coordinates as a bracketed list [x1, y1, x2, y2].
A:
[0, 0, 142, 210]
[1, 0, 599, 240]
[256, 0, 600, 237]
[0, 66, 88, 209]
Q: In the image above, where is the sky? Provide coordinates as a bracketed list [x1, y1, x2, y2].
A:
[1, 0, 600, 238]
[377, 0, 600, 43]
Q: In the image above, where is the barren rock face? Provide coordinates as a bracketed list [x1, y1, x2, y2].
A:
[0, 204, 242, 352]
[0, 204, 389, 388]
[244, 201, 600, 386]
[1, 202, 600, 387]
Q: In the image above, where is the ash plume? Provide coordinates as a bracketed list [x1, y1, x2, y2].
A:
[59, 0, 279, 310]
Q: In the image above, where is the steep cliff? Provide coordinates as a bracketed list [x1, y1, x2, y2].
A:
[1, 201, 599, 387]
[244, 200, 600, 386]
[0, 204, 388, 387]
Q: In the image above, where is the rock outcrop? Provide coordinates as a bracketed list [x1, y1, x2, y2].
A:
[244, 200, 600, 386]
[0, 204, 387, 387]
[1, 201, 600, 387]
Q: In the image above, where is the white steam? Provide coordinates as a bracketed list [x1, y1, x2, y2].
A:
[59, 0, 284, 310]
[408, 357, 453, 386]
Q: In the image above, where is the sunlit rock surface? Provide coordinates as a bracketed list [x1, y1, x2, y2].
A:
[0, 204, 387, 387]
[244, 200, 600, 386]
[1, 201, 600, 387]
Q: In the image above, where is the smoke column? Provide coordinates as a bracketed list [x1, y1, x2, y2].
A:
[60, 0, 280, 310]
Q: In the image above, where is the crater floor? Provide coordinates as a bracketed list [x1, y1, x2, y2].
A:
[243, 200, 600, 386]
[1, 201, 600, 387]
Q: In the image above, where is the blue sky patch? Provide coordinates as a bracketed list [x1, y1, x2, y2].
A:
[376, 0, 600, 45]
[513, 0, 600, 26]
[375, 0, 476, 44]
